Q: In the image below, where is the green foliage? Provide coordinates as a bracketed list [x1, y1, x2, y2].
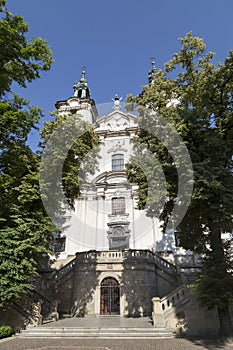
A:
[195, 242, 233, 310]
[40, 112, 100, 211]
[0, 96, 43, 148]
[0, 0, 98, 310]
[0, 325, 13, 339]
[0, 1, 53, 97]
[0, 140, 57, 307]
[0, 1, 55, 307]
[127, 32, 233, 334]
[127, 31, 233, 243]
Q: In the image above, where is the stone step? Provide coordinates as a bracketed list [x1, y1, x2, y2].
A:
[19, 326, 174, 339]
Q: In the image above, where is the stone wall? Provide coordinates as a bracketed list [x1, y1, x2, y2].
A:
[56, 249, 183, 318]
[0, 306, 25, 331]
[56, 269, 74, 315]
[71, 251, 98, 317]
[152, 285, 233, 338]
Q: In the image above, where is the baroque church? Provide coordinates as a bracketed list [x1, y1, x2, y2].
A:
[44, 66, 219, 336]
[57, 69, 165, 256]
[2, 64, 230, 338]
[53, 66, 185, 316]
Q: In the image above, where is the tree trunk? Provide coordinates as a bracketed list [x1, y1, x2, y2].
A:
[217, 305, 233, 338]
[208, 226, 233, 338]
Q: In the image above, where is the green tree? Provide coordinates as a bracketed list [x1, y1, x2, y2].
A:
[127, 32, 233, 337]
[39, 112, 100, 219]
[0, 0, 52, 97]
[0, 0, 54, 306]
[0, 1, 99, 308]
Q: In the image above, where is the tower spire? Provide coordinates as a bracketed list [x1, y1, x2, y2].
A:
[73, 68, 90, 99]
[80, 68, 87, 83]
[148, 57, 156, 84]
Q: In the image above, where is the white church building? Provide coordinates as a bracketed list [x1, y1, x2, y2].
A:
[55, 69, 176, 257]
[35, 66, 222, 337]
[48, 68, 204, 324]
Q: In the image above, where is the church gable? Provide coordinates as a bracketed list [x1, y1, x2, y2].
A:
[95, 110, 138, 133]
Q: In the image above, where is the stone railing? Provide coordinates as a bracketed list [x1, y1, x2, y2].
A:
[160, 285, 191, 316]
[56, 249, 178, 277]
[152, 285, 192, 328]
[55, 258, 76, 280]
[76, 250, 98, 263]
[126, 249, 154, 261]
[96, 249, 179, 275]
[154, 254, 178, 275]
[123, 250, 178, 275]
[97, 250, 124, 262]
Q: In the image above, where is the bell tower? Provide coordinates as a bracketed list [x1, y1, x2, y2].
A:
[148, 58, 156, 84]
[55, 70, 98, 124]
[73, 70, 90, 99]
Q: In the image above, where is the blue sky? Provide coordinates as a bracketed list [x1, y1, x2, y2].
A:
[6, 0, 233, 148]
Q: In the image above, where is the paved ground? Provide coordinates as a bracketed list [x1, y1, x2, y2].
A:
[1, 337, 233, 350]
[1, 317, 233, 350]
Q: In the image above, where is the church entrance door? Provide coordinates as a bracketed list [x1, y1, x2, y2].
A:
[100, 277, 120, 315]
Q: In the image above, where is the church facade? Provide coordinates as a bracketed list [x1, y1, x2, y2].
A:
[52, 68, 196, 323]
[55, 72, 165, 256]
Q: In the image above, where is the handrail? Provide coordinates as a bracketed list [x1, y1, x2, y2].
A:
[56, 249, 179, 279]
[152, 284, 192, 327]
[154, 253, 178, 275]
[97, 251, 124, 260]
[55, 258, 76, 280]
[160, 285, 191, 318]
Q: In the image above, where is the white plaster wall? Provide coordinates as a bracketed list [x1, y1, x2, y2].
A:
[63, 198, 162, 254]
[61, 108, 166, 255]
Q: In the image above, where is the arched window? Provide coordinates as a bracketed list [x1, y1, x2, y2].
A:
[112, 197, 125, 215]
[112, 154, 124, 171]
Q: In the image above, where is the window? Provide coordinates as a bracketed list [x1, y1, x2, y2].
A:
[112, 154, 124, 171]
[112, 197, 125, 215]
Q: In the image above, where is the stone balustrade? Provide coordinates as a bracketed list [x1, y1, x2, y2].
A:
[160, 285, 190, 312]
[127, 249, 154, 260]
[97, 250, 124, 262]
[152, 285, 191, 328]
[125, 250, 178, 274]
[55, 259, 76, 280]
[56, 249, 179, 277]
[76, 250, 98, 263]
[154, 254, 178, 275]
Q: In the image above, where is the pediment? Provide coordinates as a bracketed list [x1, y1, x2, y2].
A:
[93, 171, 127, 186]
[95, 110, 138, 132]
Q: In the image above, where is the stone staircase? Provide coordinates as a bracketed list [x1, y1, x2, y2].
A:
[18, 316, 174, 339]
[152, 284, 193, 335]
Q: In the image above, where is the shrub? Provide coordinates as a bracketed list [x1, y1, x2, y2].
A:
[0, 325, 13, 339]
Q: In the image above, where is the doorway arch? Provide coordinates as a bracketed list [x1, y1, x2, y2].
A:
[100, 277, 120, 315]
